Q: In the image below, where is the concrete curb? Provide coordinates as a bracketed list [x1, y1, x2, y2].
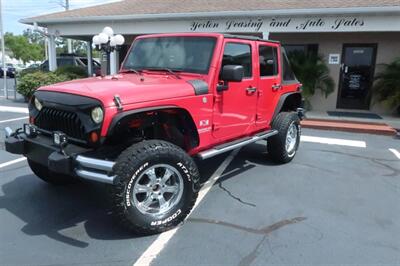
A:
[301, 119, 398, 136]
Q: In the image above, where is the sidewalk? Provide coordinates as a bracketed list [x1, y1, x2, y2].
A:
[303, 111, 399, 137]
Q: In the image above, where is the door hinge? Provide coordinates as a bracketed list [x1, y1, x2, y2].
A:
[214, 95, 222, 103]
[256, 113, 262, 120]
[212, 123, 220, 131]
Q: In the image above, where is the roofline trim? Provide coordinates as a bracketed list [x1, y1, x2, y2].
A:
[20, 6, 400, 25]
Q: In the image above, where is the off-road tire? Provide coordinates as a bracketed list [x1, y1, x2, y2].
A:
[268, 112, 301, 164]
[28, 159, 76, 185]
[112, 140, 200, 235]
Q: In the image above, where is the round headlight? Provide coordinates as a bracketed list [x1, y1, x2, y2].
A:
[34, 98, 43, 111]
[91, 107, 104, 124]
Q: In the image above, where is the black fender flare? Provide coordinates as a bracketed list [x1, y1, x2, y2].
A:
[107, 105, 178, 137]
[106, 106, 199, 148]
[272, 92, 303, 121]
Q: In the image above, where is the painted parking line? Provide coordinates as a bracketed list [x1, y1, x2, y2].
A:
[0, 116, 28, 124]
[0, 157, 26, 169]
[133, 149, 240, 266]
[0, 106, 29, 114]
[389, 148, 400, 160]
[301, 135, 367, 148]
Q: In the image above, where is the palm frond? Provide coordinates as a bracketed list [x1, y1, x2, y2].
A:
[287, 51, 335, 100]
[372, 57, 400, 109]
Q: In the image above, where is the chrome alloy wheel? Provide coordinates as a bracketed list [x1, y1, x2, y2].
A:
[285, 122, 298, 156]
[132, 164, 184, 216]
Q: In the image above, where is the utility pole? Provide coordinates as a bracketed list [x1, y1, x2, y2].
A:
[0, 0, 7, 98]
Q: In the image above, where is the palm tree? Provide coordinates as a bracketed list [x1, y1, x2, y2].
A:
[373, 58, 400, 115]
[287, 51, 334, 109]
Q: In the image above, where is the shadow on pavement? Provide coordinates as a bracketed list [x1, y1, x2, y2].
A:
[0, 142, 276, 248]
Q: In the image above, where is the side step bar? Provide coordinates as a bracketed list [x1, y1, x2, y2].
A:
[198, 130, 278, 160]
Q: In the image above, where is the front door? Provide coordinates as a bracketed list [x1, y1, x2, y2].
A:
[337, 44, 377, 110]
[212, 40, 258, 140]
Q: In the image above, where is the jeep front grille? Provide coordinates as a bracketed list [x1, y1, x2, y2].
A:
[35, 107, 85, 140]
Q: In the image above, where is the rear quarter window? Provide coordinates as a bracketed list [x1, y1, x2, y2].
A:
[282, 49, 297, 82]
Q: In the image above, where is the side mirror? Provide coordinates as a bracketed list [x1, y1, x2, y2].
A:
[220, 65, 244, 82]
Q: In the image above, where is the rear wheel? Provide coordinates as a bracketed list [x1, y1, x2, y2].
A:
[111, 140, 200, 235]
[28, 159, 76, 185]
[268, 112, 301, 164]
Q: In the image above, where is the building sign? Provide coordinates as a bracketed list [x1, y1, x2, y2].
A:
[53, 14, 400, 36]
[329, 54, 341, 65]
[189, 17, 367, 33]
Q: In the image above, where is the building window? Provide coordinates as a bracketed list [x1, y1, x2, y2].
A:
[259, 45, 278, 77]
[222, 43, 252, 78]
[284, 44, 318, 56]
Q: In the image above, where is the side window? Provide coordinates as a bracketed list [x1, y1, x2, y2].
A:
[259, 45, 278, 77]
[222, 43, 252, 78]
[282, 50, 296, 82]
[57, 58, 74, 67]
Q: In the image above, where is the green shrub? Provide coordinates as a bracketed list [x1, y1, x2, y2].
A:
[17, 71, 69, 98]
[18, 67, 41, 78]
[373, 58, 400, 114]
[287, 51, 335, 109]
[55, 65, 87, 80]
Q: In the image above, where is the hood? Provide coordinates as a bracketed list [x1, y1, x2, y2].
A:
[38, 74, 204, 107]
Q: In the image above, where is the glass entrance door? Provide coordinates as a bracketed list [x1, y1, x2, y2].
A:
[337, 44, 377, 110]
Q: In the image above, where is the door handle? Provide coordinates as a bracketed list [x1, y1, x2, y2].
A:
[272, 84, 282, 91]
[246, 87, 257, 94]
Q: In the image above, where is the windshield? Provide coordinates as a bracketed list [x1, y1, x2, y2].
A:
[123, 36, 217, 74]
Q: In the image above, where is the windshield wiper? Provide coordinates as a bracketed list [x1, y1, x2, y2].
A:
[142, 68, 182, 79]
[120, 68, 142, 75]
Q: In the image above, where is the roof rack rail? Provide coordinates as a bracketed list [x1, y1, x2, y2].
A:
[223, 34, 280, 44]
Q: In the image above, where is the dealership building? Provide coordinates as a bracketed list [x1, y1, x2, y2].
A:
[22, 0, 400, 114]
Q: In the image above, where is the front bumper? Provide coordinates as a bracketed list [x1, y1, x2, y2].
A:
[4, 126, 116, 184]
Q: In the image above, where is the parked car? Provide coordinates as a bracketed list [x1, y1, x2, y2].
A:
[5, 33, 303, 235]
[0, 63, 17, 78]
[40, 54, 101, 76]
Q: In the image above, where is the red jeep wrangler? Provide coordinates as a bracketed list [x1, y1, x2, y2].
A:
[5, 33, 303, 234]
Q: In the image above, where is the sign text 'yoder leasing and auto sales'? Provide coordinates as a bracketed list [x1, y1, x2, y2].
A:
[190, 17, 366, 32]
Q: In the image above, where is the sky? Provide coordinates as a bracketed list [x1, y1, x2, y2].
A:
[3, 0, 120, 34]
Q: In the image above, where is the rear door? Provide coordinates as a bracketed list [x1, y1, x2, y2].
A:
[212, 40, 258, 140]
[256, 43, 281, 128]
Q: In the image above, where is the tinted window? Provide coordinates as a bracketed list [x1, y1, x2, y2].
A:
[259, 46, 278, 77]
[282, 49, 296, 82]
[123, 37, 216, 74]
[80, 58, 101, 67]
[57, 58, 75, 67]
[222, 43, 252, 78]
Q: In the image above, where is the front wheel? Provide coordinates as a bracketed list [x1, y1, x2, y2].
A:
[267, 112, 301, 164]
[111, 140, 200, 235]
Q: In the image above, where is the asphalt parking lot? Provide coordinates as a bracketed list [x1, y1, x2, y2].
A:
[0, 105, 399, 266]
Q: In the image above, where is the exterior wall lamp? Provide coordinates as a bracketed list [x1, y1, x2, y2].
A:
[92, 27, 125, 76]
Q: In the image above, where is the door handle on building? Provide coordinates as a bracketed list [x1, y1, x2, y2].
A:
[246, 87, 257, 94]
[272, 84, 282, 91]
